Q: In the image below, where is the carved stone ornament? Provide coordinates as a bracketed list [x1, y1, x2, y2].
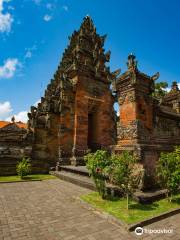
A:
[127, 53, 138, 70]
[117, 122, 138, 140]
[118, 94, 126, 105]
[151, 72, 160, 81]
[70, 78, 78, 92]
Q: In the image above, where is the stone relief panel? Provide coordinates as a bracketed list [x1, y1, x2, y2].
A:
[117, 120, 138, 140]
[153, 116, 180, 138]
[118, 91, 136, 105]
[117, 119, 151, 141]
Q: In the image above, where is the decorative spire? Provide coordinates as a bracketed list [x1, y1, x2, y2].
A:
[79, 15, 96, 35]
[58, 16, 110, 77]
[127, 53, 138, 70]
[11, 116, 15, 123]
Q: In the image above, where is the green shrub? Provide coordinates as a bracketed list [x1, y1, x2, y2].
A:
[85, 150, 144, 207]
[16, 157, 31, 179]
[157, 146, 180, 201]
[84, 150, 111, 199]
[105, 151, 144, 209]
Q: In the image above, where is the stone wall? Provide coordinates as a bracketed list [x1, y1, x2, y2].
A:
[0, 122, 32, 176]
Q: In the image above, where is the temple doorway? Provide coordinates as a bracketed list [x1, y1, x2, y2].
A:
[88, 113, 98, 152]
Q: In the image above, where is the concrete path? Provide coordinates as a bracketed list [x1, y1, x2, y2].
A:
[0, 179, 179, 240]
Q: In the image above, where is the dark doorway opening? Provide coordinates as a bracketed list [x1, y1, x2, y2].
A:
[88, 113, 98, 152]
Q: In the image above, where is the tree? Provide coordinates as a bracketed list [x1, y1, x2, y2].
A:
[152, 81, 168, 100]
[106, 151, 144, 209]
[157, 146, 180, 202]
[85, 150, 145, 207]
[16, 157, 31, 179]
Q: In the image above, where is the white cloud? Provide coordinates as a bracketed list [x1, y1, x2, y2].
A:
[0, 101, 12, 119]
[0, 58, 20, 79]
[6, 111, 28, 123]
[5, 98, 42, 122]
[0, 100, 27, 123]
[0, 0, 13, 33]
[0, 12, 13, 32]
[166, 82, 180, 92]
[43, 14, 52, 22]
[62, 5, 68, 11]
[0, 0, 3, 11]
[24, 44, 37, 59]
[25, 50, 32, 59]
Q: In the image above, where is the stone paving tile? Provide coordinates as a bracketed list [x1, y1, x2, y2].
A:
[130, 213, 180, 240]
[0, 179, 179, 240]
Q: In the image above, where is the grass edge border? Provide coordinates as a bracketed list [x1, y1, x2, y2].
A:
[76, 196, 180, 232]
[0, 179, 42, 184]
[0, 174, 57, 183]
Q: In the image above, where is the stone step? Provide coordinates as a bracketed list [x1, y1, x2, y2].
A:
[60, 165, 90, 177]
[51, 170, 96, 191]
[51, 170, 168, 203]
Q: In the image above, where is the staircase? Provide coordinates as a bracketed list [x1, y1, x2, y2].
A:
[50, 165, 168, 204]
[50, 165, 96, 191]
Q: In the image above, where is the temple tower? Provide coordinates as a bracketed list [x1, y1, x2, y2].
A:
[28, 16, 116, 168]
[114, 54, 160, 183]
[115, 54, 157, 147]
[114, 54, 180, 187]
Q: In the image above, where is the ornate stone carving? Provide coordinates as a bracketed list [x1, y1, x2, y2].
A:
[118, 121, 138, 140]
[154, 116, 180, 138]
[127, 53, 137, 70]
[151, 72, 160, 81]
[118, 94, 126, 105]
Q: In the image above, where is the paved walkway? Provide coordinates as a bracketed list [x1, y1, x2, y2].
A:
[0, 179, 179, 240]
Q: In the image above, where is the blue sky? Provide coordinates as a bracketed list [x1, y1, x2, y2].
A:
[0, 0, 180, 122]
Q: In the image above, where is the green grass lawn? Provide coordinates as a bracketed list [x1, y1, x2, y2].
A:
[0, 174, 57, 182]
[80, 192, 180, 225]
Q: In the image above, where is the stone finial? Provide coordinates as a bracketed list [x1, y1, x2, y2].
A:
[82, 15, 92, 25]
[84, 14, 91, 21]
[127, 53, 138, 70]
[11, 116, 15, 123]
[171, 81, 179, 92]
[105, 50, 111, 62]
[151, 72, 160, 81]
[81, 15, 95, 33]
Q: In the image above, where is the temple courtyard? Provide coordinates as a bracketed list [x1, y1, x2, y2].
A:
[0, 179, 179, 240]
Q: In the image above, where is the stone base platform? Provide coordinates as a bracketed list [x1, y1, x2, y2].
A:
[134, 189, 168, 204]
[60, 165, 89, 176]
[50, 171, 96, 190]
[51, 165, 168, 204]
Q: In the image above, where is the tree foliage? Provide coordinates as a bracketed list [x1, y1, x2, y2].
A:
[157, 146, 180, 201]
[85, 150, 144, 208]
[105, 151, 144, 209]
[84, 150, 111, 199]
[152, 81, 168, 100]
